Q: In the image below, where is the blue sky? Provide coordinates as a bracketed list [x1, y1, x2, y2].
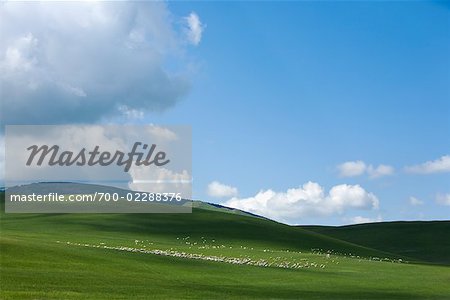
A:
[1, 1, 449, 225]
[152, 1, 450, 224]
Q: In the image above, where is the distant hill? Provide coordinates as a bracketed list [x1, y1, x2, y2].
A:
[191, 200, 267, 219]
[3, 182, 449, 265]
[301, 221, 450, 265]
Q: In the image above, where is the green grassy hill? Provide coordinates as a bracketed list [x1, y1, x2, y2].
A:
[1, 191, 450, 299]
[301, 221, 450, 265]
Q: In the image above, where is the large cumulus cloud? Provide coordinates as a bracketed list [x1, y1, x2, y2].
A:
[0, 1, 199, 125]
[225, 182, 379, 224]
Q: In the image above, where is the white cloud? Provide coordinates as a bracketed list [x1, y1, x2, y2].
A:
[225, 182, 379, 224]
[347, 215, 383, 224]
[337, 160, 394, 179]
[207, 181, 238, 198]
[367, 164, 395, 178]
[0, 2, 198, 126]
[436, 194, 450, 206]
[184, 12, 204, 46]
[409, 196, 424, 206]
[405, 155, 450, 174]
[337, 161, 367, 177]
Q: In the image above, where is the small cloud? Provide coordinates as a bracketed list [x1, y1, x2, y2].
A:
[184, 12, 204, 46]
[337, 161, 366, 177]
[405, 155, 450, 174]
[409, 196, 424, 206]
[367, 164, 394, 179]
[337, 160, 394, 179]
[347, 215, 383, 224]
[207, 181, 238, 198]
[436, 194, 450, 206]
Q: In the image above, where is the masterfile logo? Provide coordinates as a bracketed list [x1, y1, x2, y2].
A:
[5, 125, 192, 213]
[26, 142, 170, 172]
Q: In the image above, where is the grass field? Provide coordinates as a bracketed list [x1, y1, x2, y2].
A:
[1, 192, 449, 299]
[301, 221, 450, 265]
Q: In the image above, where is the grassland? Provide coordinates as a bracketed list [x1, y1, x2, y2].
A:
[1, 192, 449, 299]
[301, 221, 450, 265]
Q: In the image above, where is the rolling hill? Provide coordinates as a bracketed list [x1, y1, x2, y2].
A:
[301, 221, 450, 265]
[1, 190, 449, 299]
